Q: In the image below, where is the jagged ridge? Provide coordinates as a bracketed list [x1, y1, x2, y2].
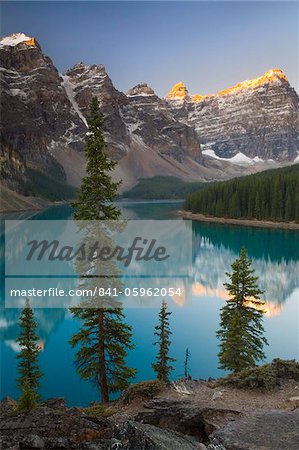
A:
[0, 32, 298, 205]
[165, 68, 290, 102]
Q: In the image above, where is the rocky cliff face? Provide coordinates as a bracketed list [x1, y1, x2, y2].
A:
[166, 69, 299, 161]
[0, 140, 27, 193]
[123, 83, 200, 162]
[63, 63, 129, 160]
[0, 34, 205, 196]
[0, 33, 85, 181]
[0, 33, 298, 204]
[63, 68, 201, 163]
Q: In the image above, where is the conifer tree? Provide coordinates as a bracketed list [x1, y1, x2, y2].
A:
[17, 299, 42, 410]
[152, 300, 175, 382]
[184, 164, 299, 222]
[184, 347, 191, 380]
[70, 97, 136, 403]
[72, 97, 120, 220]
[217, 247, 268, 373]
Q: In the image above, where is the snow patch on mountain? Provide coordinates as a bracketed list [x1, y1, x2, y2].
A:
[61, 74, 88, 126]
[0, 33, 32, 47]
[202, 148, 264, 166]
[127, 92, 155, 97]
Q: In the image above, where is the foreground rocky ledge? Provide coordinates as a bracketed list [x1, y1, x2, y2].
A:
[0, 397, 203, 450]
[2, 360, 299, 449]
[1, 384, 299, 449]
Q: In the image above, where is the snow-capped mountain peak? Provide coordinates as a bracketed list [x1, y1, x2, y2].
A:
[0, 32, 36, 47]
[0, 33, 298, 200]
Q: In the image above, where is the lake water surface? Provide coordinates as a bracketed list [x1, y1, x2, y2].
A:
[1, 201, 298, 405]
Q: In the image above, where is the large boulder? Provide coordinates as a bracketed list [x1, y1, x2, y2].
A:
[135, 397, 241, 441]
[210, 409, 299, 450]
[116, 421, 204, 450]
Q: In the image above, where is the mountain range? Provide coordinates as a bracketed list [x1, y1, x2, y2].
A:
[0, 33, 298, 209]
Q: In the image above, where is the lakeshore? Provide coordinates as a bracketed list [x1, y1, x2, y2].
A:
[178, 210, 299, 230]
[2, 365, 299, 450]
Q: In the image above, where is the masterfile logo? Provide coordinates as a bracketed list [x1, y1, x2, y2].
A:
[4, 220, 192, 308]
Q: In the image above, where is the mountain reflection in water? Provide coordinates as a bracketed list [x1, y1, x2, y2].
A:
[0, 202, 298, 405]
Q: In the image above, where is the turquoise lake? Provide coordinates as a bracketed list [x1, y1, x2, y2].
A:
[1, 201, 298, 406]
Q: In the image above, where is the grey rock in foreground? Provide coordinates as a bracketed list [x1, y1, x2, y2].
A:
[115, 421, 205, 449]
[135, 397, 241, 439]
[1, 394, 299, 450]
[0, 399, 204, 450]
[210, 409, 299, 450]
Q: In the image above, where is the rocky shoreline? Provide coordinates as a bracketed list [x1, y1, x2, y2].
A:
[1, 374, 299, 450]
[177, 210, 299, 230]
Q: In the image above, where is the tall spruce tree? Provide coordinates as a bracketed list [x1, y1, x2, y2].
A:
[70, 97, 136, 402]
[152, 300, 175, 382]
[217, 247, 268, 373]
[72, 97, 120, 220]
[17, 299, 42, 410]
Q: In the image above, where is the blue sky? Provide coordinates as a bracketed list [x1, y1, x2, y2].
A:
[1, 1, 298, 96]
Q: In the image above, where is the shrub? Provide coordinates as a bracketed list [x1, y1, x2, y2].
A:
[83, 404, 117, 417]
[120, 380, 166, 404]
[216, 359, 299, 391]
